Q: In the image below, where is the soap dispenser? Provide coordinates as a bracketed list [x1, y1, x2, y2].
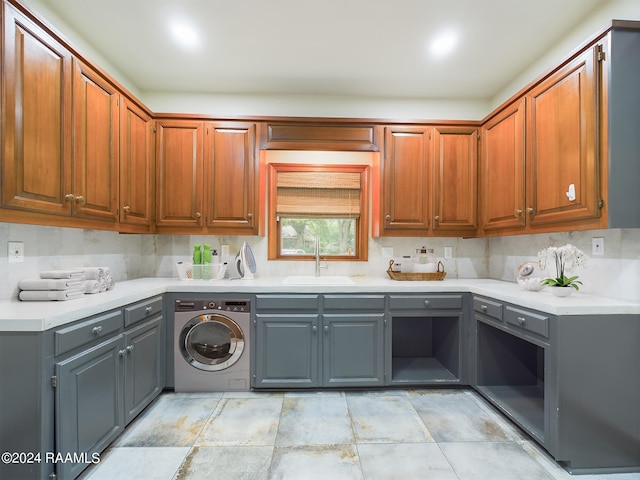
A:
[193, 244, 202, 279]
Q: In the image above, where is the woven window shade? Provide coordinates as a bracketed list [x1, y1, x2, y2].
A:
[276, 171, 361, 218]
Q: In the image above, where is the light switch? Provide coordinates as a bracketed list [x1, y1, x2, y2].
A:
[444, 246, 453, 259]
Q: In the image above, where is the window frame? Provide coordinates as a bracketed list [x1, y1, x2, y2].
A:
[267, 163, 369, 261]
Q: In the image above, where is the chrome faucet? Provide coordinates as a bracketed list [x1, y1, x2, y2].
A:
[315, 237, 327, 277]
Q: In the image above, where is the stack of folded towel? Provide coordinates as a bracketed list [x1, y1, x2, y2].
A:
[19, 270, 86, 301]
[82, 266, 115, 294]
[18, 267, 116, 301]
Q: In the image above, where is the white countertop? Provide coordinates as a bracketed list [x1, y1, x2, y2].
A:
[1, 276, 639, 332]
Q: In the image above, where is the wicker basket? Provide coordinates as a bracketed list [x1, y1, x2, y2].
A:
[386, 259, 446, 281]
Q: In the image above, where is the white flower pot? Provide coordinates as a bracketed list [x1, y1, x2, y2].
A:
[550, 287, 574, 297]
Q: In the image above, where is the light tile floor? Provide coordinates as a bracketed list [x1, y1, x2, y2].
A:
[79, 389, 640, 480]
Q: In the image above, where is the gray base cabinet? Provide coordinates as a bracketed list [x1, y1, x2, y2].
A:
[0, 295, 164, 480]
[253, 294, 385, 389]
[473, 295, 640, 474]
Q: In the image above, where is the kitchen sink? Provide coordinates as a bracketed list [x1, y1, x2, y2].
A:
[281, 275, 354, 285]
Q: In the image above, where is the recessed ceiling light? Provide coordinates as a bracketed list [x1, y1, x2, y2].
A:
[170, 21, 200, 49]
[429, 32, 458, 57]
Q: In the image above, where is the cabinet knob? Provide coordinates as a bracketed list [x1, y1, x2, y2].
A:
[481, 305, 488, 312]
[118, 349, 126, 357]
[65, 194, 75, 202]
[517, 316, 526, 325]
[385, 214, 391, 221]
[194, 212, 202, 219]
[247, 213, 253, 219]
[75, 196, 85, 204]
[127, 345, 134, 354]
[324, 326, 329, 333]
[526, 207, 534, 214]
[434, 216, 441, 222]
[515, 209, 522, 216]
[424, 300, 431, 308]
[312, 325, 318, 333]
[123, 206, 131, 214]
[145, 306, 153, 314]
[92, 325, 103, 336]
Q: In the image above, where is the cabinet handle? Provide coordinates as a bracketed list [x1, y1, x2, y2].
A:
[145, 306, 153, 314]
[123, 206, 131, 214]
[92, 325, 103, 336]
[127, 345, 134, 354]
[65, 194, 75, 202]
[517, 316, 526, 325]
[424, 300, 430, 308]
[434, 216, 441, 222]
[515, 209, 522, 216]
[75, 196, 85, 204]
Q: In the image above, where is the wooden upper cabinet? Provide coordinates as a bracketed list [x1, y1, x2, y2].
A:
[481, 98, 526, 232]
[119, 98, 154, 230]
[155, 120, 204, 229]
[72, 59, 119, 222]
[432, 126, 478, 233]
[526, 45, 601, 227]
[381, 126, 431, 235]
[204, 122, 258, 233]
[1, 3, 72, 215]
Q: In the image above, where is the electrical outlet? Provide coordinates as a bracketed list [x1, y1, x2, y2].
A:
[8, 241, 24, 263]
[444, 246, 453, 259]
[592, 237, 604, 256]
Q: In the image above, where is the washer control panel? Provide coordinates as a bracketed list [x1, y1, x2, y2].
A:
[175, 299, 251, 313]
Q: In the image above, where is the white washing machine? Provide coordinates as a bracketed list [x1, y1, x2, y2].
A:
[174, 298, 251, 392]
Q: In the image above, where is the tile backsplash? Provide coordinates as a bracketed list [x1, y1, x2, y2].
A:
[1, 222, 639, 303]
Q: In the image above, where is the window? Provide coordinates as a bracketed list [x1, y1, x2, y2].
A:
[268, 163, 369, 261]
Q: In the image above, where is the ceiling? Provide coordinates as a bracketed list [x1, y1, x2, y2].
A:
[36, 0, 610, 101]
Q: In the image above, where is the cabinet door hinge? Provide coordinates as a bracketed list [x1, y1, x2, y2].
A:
[598, 199, 604, 208]
[597, 46, 606, 62]
[51, 375, 57, 388]
[152, 125, 157, 133]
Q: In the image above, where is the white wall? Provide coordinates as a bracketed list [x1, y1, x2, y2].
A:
[490, 0, 640, 110]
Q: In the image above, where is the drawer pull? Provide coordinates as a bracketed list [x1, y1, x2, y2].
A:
[424, 300, 430, 308]
[118, 349, 126, 357]
[481, 305, 488, 312]
[312, 326, 318, 333]
[145, 306, 153, 314]
[127, 345, 134, 354]
[324, 326, 330, 333]
[517, 316, 526, 325]
[92, 326, 103, 335]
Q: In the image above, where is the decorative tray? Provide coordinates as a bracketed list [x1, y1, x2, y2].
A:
[386, 259, 446, 281]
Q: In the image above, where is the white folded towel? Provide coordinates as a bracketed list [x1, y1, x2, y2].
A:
[40, 270, 85, 280]
[19, 289, 85, 301]
[82, 267, 111, 281]
[84, 280, 101, 294]
[19, 278, 85, 291]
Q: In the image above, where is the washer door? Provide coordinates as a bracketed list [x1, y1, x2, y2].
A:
[180, 314, 245, 371]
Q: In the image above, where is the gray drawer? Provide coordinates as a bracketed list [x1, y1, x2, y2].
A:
[505, 306, 549, 338]
[55, 309, 123, 355]
[124, 296, 163, 327]
[323, 294, 385, 311]
[256, 294, 320, 311]
[389, 294, 463, 311]
[473, 296, 503, 321]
